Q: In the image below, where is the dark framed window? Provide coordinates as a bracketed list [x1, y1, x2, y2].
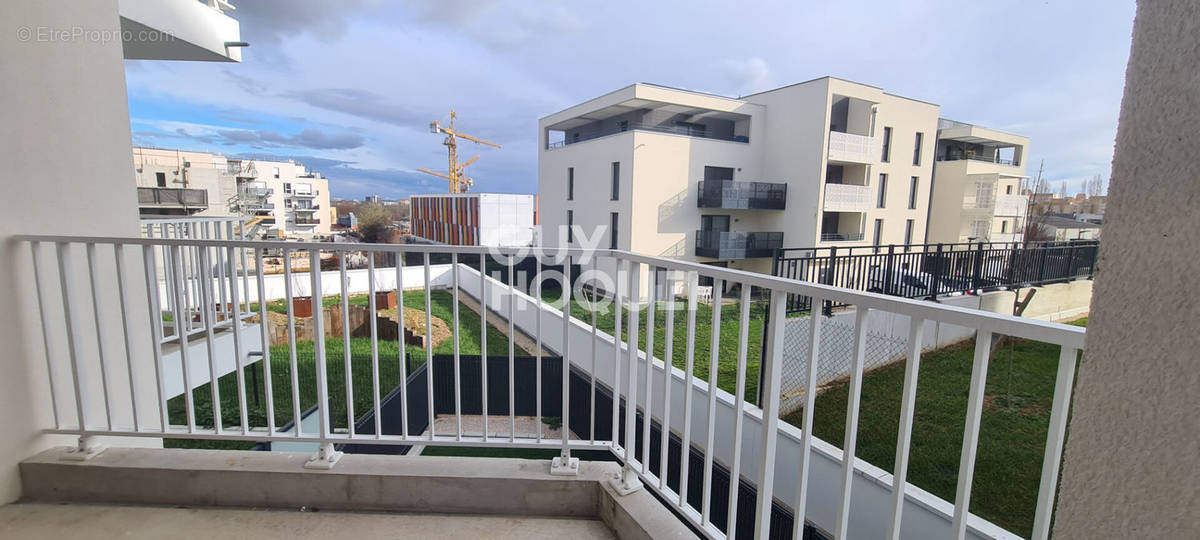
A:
[873, 218, 883, 248]
[155, 172, 166, 187]
[881, 126, 892, 162]
[609, 212, 619, 249]
[567, 210, 574, 243]
[877, 173, 888, 208]
[904, 219, 915, 248]
[908, 176, 919, 209]
[567, 167, 574, 200]
[913, 132, 923, 166]
[610, 162, 620, 200]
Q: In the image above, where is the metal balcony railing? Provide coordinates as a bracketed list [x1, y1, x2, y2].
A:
[16, 234, 1085, 540]
[937, 153, 1019, 166]
[137, 187, 209, 208]
[694, 230, 783, 259]
[827, 131, 877, 163]
[820, 232, 866, 242]
[697, 180, 787, 210]
[547, 122, 750, 149]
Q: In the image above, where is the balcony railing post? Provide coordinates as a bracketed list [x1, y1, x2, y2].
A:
[884, 244, 896, 296]
[753, 288, 788, 539]
[610, 259, 644, 496]
[971, 241, 985, 292]
[931, 243, 944, 297]
[552, 256, 578, 476]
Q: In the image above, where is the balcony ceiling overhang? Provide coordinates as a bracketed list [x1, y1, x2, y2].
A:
[545, 98, 749, 131]
[119, 0, 243, 62]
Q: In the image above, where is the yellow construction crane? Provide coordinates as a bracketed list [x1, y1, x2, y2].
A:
[418, 110, 501, 194]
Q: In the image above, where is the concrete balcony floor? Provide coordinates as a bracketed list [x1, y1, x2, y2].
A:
[0, 503, 615, 539]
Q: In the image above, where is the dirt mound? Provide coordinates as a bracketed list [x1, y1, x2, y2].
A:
[379, 306, 452, 349]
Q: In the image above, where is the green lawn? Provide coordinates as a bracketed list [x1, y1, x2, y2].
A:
[784, 318, 1087, 537]
[542, 286, 767, 400]
[165, 290, 523, 450]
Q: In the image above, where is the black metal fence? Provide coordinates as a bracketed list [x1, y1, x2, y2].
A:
[773, 240, 1099, 313]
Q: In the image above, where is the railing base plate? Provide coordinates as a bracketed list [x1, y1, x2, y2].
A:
[607, 472, 643, 496]
[303, 444, 343, 470]
[550, 456, 580, 476]
[59, 444, 104, 460]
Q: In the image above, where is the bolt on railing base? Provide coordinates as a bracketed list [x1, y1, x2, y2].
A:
[608, 469, 644, 496]
[303, 443, 343, 470]
[61, 436, 106, 461]
[550, 454, 580, 476]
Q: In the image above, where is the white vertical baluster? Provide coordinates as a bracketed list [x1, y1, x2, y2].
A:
[678, 271, 698, 510]
[84, 244, 114, 431]
[619, 260, 641, 488]
[424, 253, 435, 440]
[397, 251, 410, 440]
[113, 244, 140, 432]
[641, 268, 656, 471]
[752, 289, 788, 539]
[886, 317, 926, 540]
[658, 271, 676, 491]
[701, 277, 723, 524]
[506, 256, 515, 441]
[559, 256, 573, 460]
[216, 223, 229, 322]
[255, 249, 275, 436]
[197, 247, 223, 434]
[1030, 346, 1080, 540]
[339, 252, 354, 437]
[452, 253, 462, 441]
[283, 249, 302, 437]
[726, 284, 752, 538]
[167, 245, 196, 433]
[239, 222, 250, 315]
[834, 307, 872, 540]
[30, 242, 62, 430]
[611, 259, 624, 449]
[368, 255, 381, 440]
[535, 253, 543, 441]
[792, 294, 826, 539]
[141, 245, 168, 432]
[226, 245, 249, 435]
[589, 257, 599, 445]
[310, 249, 331, 440]
[950, 332, 993, 539]
[477, 254, 487, 441]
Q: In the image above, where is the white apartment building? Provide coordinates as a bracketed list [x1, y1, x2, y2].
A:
[133, 147, 332, 237]
[926, 119, 1031, 244]
[538, 78, 939, 283]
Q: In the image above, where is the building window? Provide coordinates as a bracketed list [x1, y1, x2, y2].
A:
[881, 126, 892, 162]
[1006, 185, 1014, 195]
[904, 219, 915, 249]
[877, 173, 888, 208]
[284, 183, 292, 194]
[609, 212, 619, 249]
[913, 132, 923, 166]
[155, 172, 166, 187]
[618, 120, 629, 132]
[873, 219, 883, 249]
[1001, 220, 1009, 234]
[567, 210, 574, 243]
[610, 162, 620, 200]
[273, 167, 280, 178]
[567, 168, 574, 200]
[572, 132, 580, 143]
[908, 176, 919, 209]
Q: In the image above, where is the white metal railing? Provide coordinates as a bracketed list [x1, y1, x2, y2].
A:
[827, 131, 878, 163]
[138, 217, 253, 343]
[822, 183, 872, 213]
[16, 234, 1085, 540]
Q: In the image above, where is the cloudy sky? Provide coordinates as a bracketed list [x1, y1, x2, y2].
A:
[126, 0, 1136, 200]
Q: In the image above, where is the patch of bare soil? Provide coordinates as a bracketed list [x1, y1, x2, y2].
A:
[379, 306, 452, 349]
